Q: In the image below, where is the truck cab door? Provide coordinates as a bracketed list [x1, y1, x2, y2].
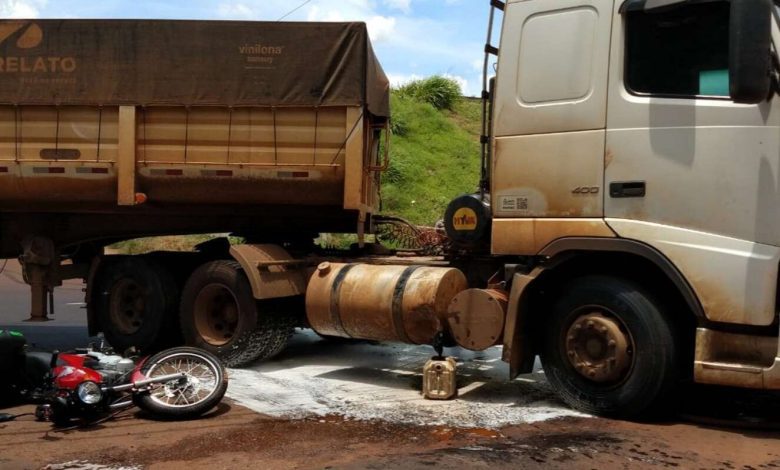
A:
[491, 0, 615, 255]
[604, 0, 780, 326]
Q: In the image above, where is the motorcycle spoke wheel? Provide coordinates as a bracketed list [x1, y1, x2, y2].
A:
[146, 353, 220, 408]
[134, 347, 227, 419]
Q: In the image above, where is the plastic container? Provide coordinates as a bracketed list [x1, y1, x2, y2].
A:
[423, 356, 458, 400]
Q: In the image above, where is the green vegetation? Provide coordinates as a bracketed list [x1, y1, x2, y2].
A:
[110, 235, 243, 254]
[395, 75, 463, 111]
[111, 76, 481, 253]
[382, 82, 481, 225]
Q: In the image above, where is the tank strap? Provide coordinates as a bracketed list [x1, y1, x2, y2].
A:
[329, 264, 356, 337]
[392, 265, 422, 344]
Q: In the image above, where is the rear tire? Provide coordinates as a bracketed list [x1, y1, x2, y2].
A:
[94, 257, 179, 353]
[539, 275, 681, 420]
[134, 346, 228, 419]
[246, 298, 297, 361]
[179, 261, 293, 367]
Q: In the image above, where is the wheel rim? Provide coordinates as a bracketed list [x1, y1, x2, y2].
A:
[193, 284, 239, 346]
[564, 310, 633, 384]
[109, 279, 146, 335]
[146, 352, 220, 408]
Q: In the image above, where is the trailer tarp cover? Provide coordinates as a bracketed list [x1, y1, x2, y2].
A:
[0, 20, 390, 117]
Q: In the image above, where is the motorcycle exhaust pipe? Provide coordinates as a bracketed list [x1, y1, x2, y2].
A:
[108, 398, 133, 410]
[109, 372, 186, 392]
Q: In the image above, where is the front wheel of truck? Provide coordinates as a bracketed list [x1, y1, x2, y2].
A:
[179, 260, 293, 367]
[539, 275, 682, 420]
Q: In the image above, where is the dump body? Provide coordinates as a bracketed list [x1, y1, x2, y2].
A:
[0, 20, 389, 257]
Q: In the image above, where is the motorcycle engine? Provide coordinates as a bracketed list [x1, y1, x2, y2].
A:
[84, 352, 135, 384]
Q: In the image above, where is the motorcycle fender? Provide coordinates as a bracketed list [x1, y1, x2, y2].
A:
[130, 357, 149, 383]
[53, 364, 103, 389]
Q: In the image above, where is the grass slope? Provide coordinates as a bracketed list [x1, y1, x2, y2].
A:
[381, 94, 482, 225]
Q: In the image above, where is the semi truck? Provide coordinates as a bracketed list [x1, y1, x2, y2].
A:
[1, 0, 779, 419]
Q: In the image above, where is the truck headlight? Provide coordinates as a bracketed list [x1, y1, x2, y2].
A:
[76, 381, 103, 405]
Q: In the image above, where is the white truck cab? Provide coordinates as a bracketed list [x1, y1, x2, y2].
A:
[487, 0, 780, 416]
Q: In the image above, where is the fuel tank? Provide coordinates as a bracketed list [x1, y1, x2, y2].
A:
[306, 263, 468, 344]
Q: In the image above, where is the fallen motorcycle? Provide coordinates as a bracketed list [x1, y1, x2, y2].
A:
[0, 330, 228, 426]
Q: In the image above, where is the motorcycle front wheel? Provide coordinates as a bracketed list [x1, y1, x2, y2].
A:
[134, 347, 228, 419]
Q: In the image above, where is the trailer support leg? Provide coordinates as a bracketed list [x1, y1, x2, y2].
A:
[26, 265, 50, 322]
[20, 236, 57, 322]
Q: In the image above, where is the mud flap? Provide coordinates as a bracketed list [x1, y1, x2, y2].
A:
[229, 244, 308, 300]
[503, 272, 540, 379]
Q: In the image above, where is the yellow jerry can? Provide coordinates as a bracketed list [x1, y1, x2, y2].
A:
[423, 357, 458, 400]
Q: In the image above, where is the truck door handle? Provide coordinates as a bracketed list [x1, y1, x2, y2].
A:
[610, 181, 646, 198]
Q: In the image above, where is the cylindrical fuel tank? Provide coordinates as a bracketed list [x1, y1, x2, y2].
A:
[306, 263, 468, 344]
[447, 289, 508, 351]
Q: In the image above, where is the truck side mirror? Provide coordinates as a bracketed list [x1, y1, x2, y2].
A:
[729, 0, 773, 104]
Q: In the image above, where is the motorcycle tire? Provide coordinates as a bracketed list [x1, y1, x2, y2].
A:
[133, 347, 228, 419]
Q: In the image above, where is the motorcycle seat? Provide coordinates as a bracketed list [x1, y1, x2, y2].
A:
[24, 352, 54, 389]
[0, 330, 26, 353]
[0, 331, 26, 372]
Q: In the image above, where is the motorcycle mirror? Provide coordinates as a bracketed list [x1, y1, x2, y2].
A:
[49, 350, 59, 369]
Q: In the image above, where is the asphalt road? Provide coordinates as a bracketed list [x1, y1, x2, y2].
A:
[0, 259, 96, 350]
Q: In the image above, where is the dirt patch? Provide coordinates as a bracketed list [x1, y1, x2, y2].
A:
[86, 416, 496, 469]
[2, 400, 780, 469]
[461, 431, 627, 466]
[70, 414, 780, 470]
[0, 402, 256, 470]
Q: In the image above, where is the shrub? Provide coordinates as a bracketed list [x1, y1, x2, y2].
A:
[396, 76, 462, 110]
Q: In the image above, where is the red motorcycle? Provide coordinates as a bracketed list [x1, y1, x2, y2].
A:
[0, 330, 228, 426]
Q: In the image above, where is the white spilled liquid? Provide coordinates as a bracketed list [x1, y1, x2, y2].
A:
[226, 330, 588, 428]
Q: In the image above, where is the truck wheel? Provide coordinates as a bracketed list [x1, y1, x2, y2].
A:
[95, 258, 179, 353]
[539, 275, 681, 419]
[238, 307, 295, 362]
[179, 261, 293, 367]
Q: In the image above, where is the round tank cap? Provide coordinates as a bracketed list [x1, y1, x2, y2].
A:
[317, 262, 332, 274]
